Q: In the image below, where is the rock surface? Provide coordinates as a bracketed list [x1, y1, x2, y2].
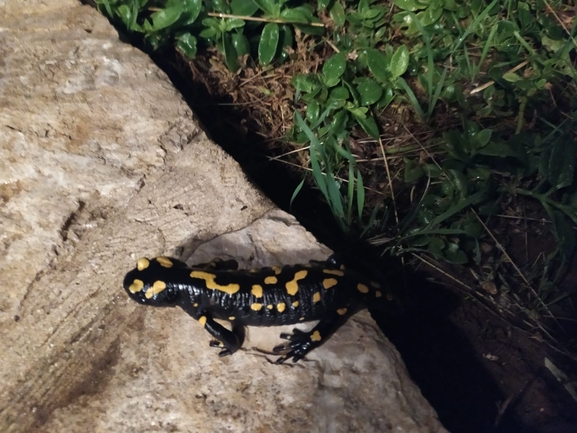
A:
[0, 1, 448, 432]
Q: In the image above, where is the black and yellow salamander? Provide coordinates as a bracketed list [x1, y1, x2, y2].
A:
[123, 255, 392, 363]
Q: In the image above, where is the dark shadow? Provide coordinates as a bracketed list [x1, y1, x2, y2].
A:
[372, 274, 538, 433]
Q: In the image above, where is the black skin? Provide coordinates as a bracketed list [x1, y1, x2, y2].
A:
[123, 255, 392, 363]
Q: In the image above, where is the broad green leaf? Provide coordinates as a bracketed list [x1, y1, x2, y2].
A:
[549, 210, 576, 263]
[472, 129, 493, 148]
[181, 0, 202, 25]
[444, 245, 469, 264]
[503, 72, 522, 82]
[329, 1, 346, 27]
[292, 74, 319, 93]
[258, 23, 280, 66]
[389, 45, 409, 80]
[355, 77, 383, 106]
[150, 6, 182, 30]
[225, 18, 245, 31]
[231, 0, 259, 15]
[477, 141, 518, 158]
[222, 33, 240, 72]
[281, 6, 314, 23]
[306, 100, 320, 124]
[176, 33, 197, 58]
[354, 113, 380, 139]
[231, 33, 250, 56]
[404, 158, 424, 182]
[322, 52, 347, 87]
[253, 0, 277, 17]
[366, 49, 389, 83]
[393, 0, 426, 11]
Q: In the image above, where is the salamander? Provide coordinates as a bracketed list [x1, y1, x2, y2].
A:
[123, 255, 392, 363]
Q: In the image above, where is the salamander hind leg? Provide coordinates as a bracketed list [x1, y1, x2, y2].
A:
[273, 309, 353, 364]
[199, 314, 243, 357]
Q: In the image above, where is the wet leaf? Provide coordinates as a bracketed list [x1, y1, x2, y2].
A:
[150, 6, 182, 30]
[323, 52, 347, 87]
[176, 33, 197, 58]
[366, 49, 389, 83]
[389, 45, 409, 80]
[258, 23, 279, 66]
[355, 77, 383, 106]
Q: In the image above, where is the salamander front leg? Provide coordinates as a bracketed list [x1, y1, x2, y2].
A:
[198, 314, 242, 357]
[273, 309, 353, 363]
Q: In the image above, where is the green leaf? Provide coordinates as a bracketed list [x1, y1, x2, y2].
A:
[292, 74, 320, 93]
[150, 6, 182, 31]
[280, 8, 311, 24]
[503, 72, 522, 82]
[176, 33, 197, 58]
[404, 158, 424, 182]
[354, 113, 380, 139]
[258, 22, 280, 66]
[231, 33, 250, 56]
[231, 0, 259, 15]
[393, 0, 426, 11]
[222, 33, 240, 72]
[322, 52, 347, 87]
[389, 45, 409, 80]
[290, 178, 305, 209]
[355, 77, 383, 106]
[366, 49, 389, 83]
[329, 1, 346, 27]
[254, 0, 278, 18]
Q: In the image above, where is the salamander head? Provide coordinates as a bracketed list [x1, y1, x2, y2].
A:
[123, 257, 181, 306]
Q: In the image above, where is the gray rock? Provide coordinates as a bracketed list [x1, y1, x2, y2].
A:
[0, 1, 448, 432]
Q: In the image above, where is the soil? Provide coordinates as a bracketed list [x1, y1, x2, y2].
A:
[135, 43, 577, 433]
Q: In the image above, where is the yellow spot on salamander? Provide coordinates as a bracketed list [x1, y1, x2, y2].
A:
[267, 304, 273, 310]
[339, 265, 346, 270]
[323, 278, 338, 289]
[387, 293, 394, 301]
[128, 279, 144, 293]
[312, 292, 321, 303]
[228, 316, 236, 321]
[156, 257, 173, 268]
[292, 301, 299, 308]
[337, 308, 348, 315]
[137, 258, 150, 271]
[299, 317, 305, 321]
[277, 302, 286, 313]
[272, 266, 282, 275]
[199, 316, 207, 327]
[323, 269, 344, 277]
[251, 284, 263, 298]
[357, 283, 369, 294]
[370, 281, 381, 289]
[145, 280, 167, 298]
[310, 331, 322, 342]
[193, 303, 199, 307]
[285, 270, 308, 295]
[264, 276, 278, 285]
[251, 303, 263, 311]
[375, 291, 382, 298]
[190, 271, 240, 295]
